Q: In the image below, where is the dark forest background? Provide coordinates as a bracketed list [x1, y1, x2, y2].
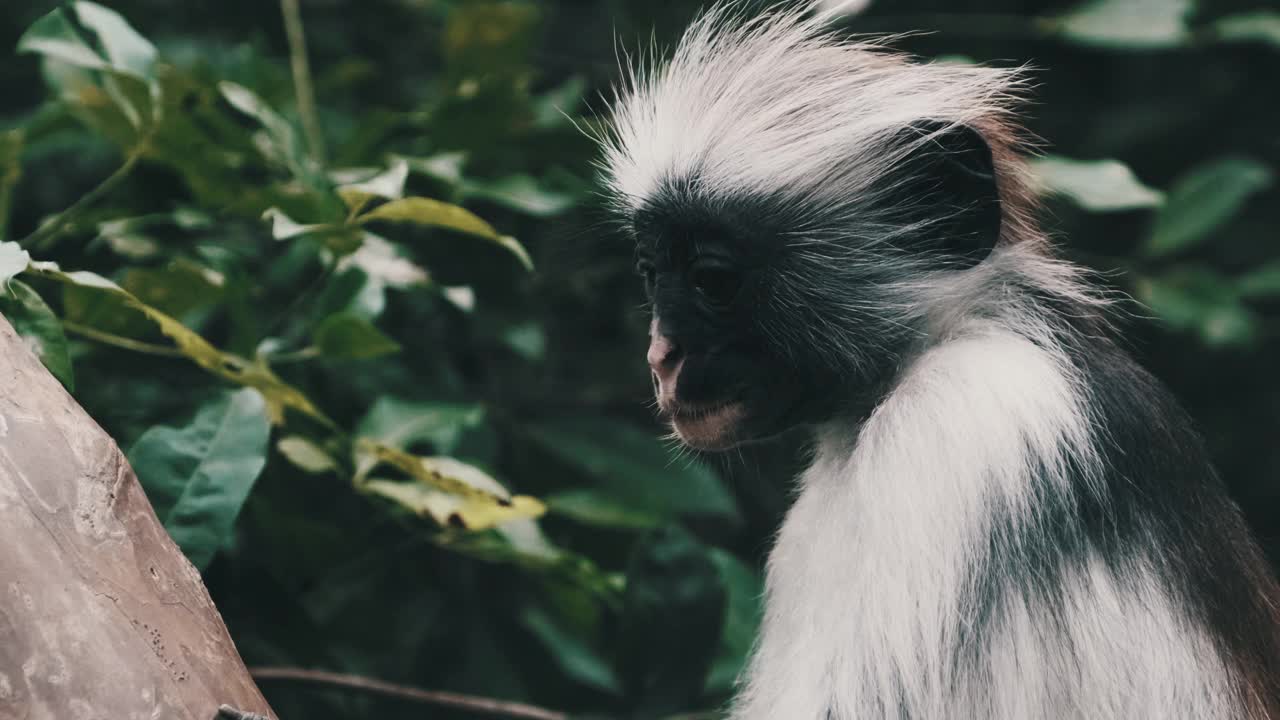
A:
[1, 0, 1278, 718]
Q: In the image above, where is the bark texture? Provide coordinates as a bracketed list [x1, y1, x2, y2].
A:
[0, 317, 272, 719]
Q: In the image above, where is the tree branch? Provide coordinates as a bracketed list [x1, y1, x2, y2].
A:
[20, 143, 147, 251]
[249, 667, 570, 720]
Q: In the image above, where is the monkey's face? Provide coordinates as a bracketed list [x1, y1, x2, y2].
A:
[634, 206, 850, 451]
[626, 125, 1004, 452]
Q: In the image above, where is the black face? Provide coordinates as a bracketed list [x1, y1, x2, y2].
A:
[632, 122, 1002, 451]
[634, 200, 848, 451]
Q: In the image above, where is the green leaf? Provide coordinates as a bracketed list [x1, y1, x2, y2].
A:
[219, 82, 318, 184]
[356, 197, 533, 270]
[1052, 0, 1191, 49]
[401, 152, 468, 186]
[0, 280, 74, 390]
[261, 207, 338, 241]
[30, 261, 333, 427]
[127, 388, 272, 569]
[1029, 155, 1164, 211]
[617, 525, 727, 714]
[1213, 12, 1280, 48]
[545, 489, 663, 530]
[336, 158, 409, 211]
[313, 312, 401, 360]
[1135, 269, 1259, 347]
[0, 242, 31, 287]
[520, 605, 623, 695]
[355, 398, 484, 455]
[706, 549, 764, 695]
[1239, 261, 1280, 299]
[532, 75, 587, 129]
[121, 261, 225, 321]
[463, 174, 579, 217]
[18, 3, 158, 127]
[525, 417, 740, 523]
[277, 436, 338, 475]
[18, 8, 113, 73]
[70, 1, 158, 79]
[338, 233, 430, 290]
[1146, 157, 1273, 258]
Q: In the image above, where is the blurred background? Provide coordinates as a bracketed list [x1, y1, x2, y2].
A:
[1, 0, 1277, 718]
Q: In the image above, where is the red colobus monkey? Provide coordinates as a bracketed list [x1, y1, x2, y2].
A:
[599, 4, 1280, 718]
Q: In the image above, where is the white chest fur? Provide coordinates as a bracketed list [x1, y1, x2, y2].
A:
[730, 329, 1238, 720]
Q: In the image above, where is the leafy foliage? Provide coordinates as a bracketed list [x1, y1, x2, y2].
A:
[0, 0, 1276, 718]
[127, 388, 271, 569]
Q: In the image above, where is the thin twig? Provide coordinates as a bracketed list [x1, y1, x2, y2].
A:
[264, 345, 321, 364]
[250, 667, 569, 720]
[62, 320, 185, 358]
[20, 144, 147, 251]
[280, 0, 327, 166]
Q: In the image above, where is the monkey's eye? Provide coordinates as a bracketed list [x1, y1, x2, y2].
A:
[635, 260, 656, 297]
[690, 262, 742, 307]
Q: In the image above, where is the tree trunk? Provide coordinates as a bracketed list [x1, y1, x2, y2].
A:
[0, 316, 272, 719]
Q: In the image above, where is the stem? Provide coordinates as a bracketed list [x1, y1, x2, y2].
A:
[20, 144, 146, 251]
[62, 320, 185, 358]
[249, 667, 569, 720]
[0, 130, 22, 242]
[280, 0, 326, 166]
[266, 345, 321, 364]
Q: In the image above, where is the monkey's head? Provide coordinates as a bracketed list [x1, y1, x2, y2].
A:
[602, 6, 1027, 450]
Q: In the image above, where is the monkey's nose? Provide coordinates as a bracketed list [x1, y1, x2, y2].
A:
[647, 333, 684, 395]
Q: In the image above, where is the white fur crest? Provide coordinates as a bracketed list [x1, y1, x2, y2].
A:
[600, 3, 1023, 216]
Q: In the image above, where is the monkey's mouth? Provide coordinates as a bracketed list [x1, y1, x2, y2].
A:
[668, 400, 746, 451]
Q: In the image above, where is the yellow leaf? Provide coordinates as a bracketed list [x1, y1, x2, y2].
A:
[356, 196, 533, 270]
[277, 436, 338, 474]
[355, 438, 545, 530]
[28, 263, 334, 428]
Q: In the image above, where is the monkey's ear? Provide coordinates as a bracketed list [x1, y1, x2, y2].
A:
[887, 120, 1002, 266]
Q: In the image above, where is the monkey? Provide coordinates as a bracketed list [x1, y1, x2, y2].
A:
[598, 4, 1280, 719]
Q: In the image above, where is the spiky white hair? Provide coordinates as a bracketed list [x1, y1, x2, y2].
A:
[600, 3, 1027, 227]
